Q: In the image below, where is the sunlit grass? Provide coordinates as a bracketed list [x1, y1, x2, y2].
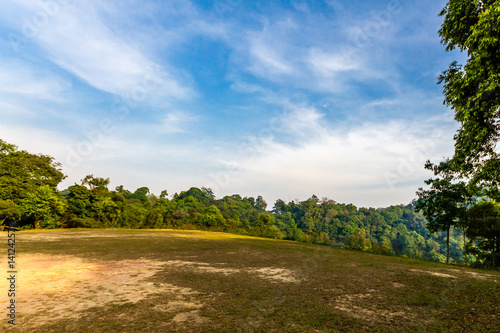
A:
[7, 229, 500, 332]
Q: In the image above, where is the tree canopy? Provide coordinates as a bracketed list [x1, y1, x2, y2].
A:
[0, 139, 65, 204]
[438, 0, 500, 195]
[417, 1, 500, 268]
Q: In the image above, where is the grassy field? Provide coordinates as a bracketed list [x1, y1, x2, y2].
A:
[2, 229, 499, 332]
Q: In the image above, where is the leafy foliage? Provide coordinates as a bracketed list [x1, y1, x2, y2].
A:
[0, 138, 476, 265]
[0, 200, 20, 225]
[20, 185, 66, 229]
[438, 1, 500, 185]
[0, 141, 65, 205]
[416, 1, 500, 268]
[466, 200, 500, 267]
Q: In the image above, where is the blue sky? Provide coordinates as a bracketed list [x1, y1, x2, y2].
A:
[0, 0, 466, 207]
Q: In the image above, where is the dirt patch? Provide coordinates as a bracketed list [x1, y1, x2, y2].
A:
[164, 260, 240, 276]
[250, 267, 300, 283]
[154, 301, 208, 324]
[1, 255, 300, 330]
[334, 292, 408, 323]
[172, 310, 208, 324]
[0, 254, 206, 331]
[447, 270, 499, 282]
[164, 260, 300, 282]
[408, 269, 457, 279]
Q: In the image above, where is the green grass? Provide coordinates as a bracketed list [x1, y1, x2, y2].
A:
[9, 229, 500, 332]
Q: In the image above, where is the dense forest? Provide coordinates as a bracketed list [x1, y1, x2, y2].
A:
[0, 138, 467, 266]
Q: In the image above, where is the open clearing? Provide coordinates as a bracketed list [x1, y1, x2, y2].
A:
[2, 229, 499, 332]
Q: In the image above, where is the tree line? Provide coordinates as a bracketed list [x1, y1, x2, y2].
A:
[0, 138, 468, 266]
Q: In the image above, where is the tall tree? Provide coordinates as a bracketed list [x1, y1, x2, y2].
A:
[0, 139, 65, 204]
[416, 162, 469, 264]
[129, 187, 150, 204]
[466, 200, 500, 268]
[81, 175, 110, 194]
[438, 1, 500, 195]
[256, 195, 267, 211]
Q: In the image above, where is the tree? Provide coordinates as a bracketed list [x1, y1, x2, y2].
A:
[466, 200, 500, 268]
[376, 236, 394, 255]
[201, 205, 225, 228]
[310, 195, 319, 204]
[66, 185, 93, 218]
[93, 197, 120, 228]
[177, 187, 210, 206]
[143, 207, 164, 229]
[256, 213, 275, 229]
[0, 139, 65, 204]
[129, 187, 150, 205]
[256, 196, 267, 211]
[120, 200, 148, 228]
[438, 1, 500, 196]
[0, 200, 20, 226]
[273, 199, 286, 214]
[201, 187, 215, 201]
[415, 1, 500, 267]
[159, 190, 169, 200]
[347, 229, 372, 252]
[20, 185, 66, 228]
[81, 175, 110, 196]
[416, 164, 469, 264]
[0, 139, 16, 154]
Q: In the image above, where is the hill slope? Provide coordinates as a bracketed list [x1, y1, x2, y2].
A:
[5, 229, 500, 332]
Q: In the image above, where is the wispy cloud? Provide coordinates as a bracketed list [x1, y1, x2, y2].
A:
[308, 47, 360, 77]
[247, 32, 295, 76]
[159, 111, 199, 134]
[227, 115, 456, 207]
[0, 58, 70, 101]
[0, 0, 459, 206]
[2, 1, 194, 101]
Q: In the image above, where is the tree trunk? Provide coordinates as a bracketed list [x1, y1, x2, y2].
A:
[446, 226, 450, 264]
[493, 236, 497, 269]
[463, 226, 467, 266]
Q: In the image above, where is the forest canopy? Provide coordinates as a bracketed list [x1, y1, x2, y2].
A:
[1, 138, 471, 267]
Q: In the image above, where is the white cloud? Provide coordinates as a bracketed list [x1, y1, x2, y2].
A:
[231, 18, 302, 81]
[159, 111, 198, 134]
[308, 47, 360, 77]
[0, 120, 219, 196]
[248, 36, 294, 75]
[0, 0, 460, 208]
[223, 13, 392, 94]
[208, 107, 457, 207]
[229, 80, 266, 94]
[0, 101, 37, 118]
[262, 98, 328, 139]
[3, 1, 193, 100]
[0, 59, 70, 101]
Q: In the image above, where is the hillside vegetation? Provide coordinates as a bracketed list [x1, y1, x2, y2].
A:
[0, 137, 466, 265]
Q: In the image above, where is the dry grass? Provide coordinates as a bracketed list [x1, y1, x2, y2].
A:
[2, 229, 499, 332]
